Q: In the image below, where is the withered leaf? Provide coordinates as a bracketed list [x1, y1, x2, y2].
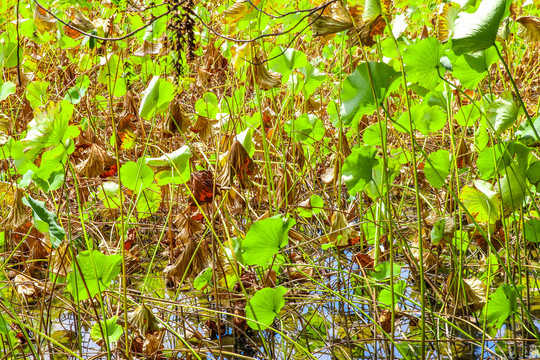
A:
[311, 0, 353, 37]
[188, 170, 221, 209]
[517, 16, 540, 42]
[63, 8, 95, 39]
[34, 6, 57, 34]
[75, 144, 116, 178]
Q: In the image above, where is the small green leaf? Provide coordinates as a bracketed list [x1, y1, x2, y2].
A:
[236, 128, 255, 157]
[452, 47, 498, 89]
[136, 183, 161, 218]
[459, 180, 501, 224]
[26, 81, 49, 109]
[517, 117, 540, 147]
[477, 145, 510, 180]
[120, 160, 154, 194]
[90, 316, 123, 345]
[193, 268, 213, 290]
[431, 219, 446, 245]
[424, 150, 452, 189]
[243, 215, 295, 266]
[284, 114, 325, 144]
[246, 286, 287, 330]
[524, 218, 540, 243]
[195, 92, 219, 118]
[139, 76, 175, 119]
[370, 262, 402, 281]
[454, 104, 480, 127]
[378, 280, 407, 309]
[342, 145, 378, 196]
[268, 47, 308, 83]
[22, 195, 65, 248]
[527, 161, 540, 186]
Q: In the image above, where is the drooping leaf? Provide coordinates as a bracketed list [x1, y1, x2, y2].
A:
[486, 92, 520, 135]
[22, 195, 65, 248]
[342, 145, 378, 196]
[451, 0, 507, 55]
[310, 0, 353, 37]
[424, 150, 452, 189]
[139, 76, 175, 120]
[242, 215, 295, 266]
[403, 37, 445, 90]
[516, 16, 540, 42]
[459, 180, 501, 224]
[68, 250, 122, 301]
[339, 62, 401, 126]
[524, 218, 540, 243]
[246, 286, 287, 330]
[90, 316, 123, 344]
[452, 47, 498, 89]
[0, 81, 16, 101]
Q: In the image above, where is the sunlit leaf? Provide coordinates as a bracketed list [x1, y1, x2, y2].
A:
[120, 160, 154, 194]
[459, 180, 501, 224]
[342, 145, 378, 196]
[90, 316, 122, 344]
[22, 195, 65, 248]
[340, 62, 400, 126]
[68, 250, 122, 301]
[486, 92, 520, 135]
[483, 284, 519, 329]
[403, 37, 445, 90]
[424, 150, 451, 189]
[246, 286, 287, 330]
[243, 215, 295, 266]
[451, 0, 507, 55]
[139, 76, 175, 120]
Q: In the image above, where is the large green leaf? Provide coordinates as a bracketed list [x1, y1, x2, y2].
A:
[403, 37, 445, 90]
[139, 76, 175, 120]
[68, 250, 122, 301]
[22, 195, 65, 249]
[342, 145, 378, 196]
[476, 145, 511, 180]
[459, 180, 501, 224]
[483, 284, 519, 329]
[339, 62, 401, 126]
[25, 81, 49, 109]
[242, 216, 295, 266]
[486, 92, 520, 135]
[424, 150, 452, 189]
[246, 286, 287, 330]
[451, 0, 507, 55]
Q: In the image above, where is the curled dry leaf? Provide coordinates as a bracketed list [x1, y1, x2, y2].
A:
[13, 274, 39, 298]
[75, 144, 116, 178]
[164, 239, 209, 284]
[165, 98, 190, 134]
[378, 309, 393, 333]
[190, 116, 220, 142]
[263, 269, 277, 288]
[347, 15, 387, 47]
[117, 90, 139, 149]
[175, 207, 205, 245]
[438, 2, 460, 42]
[127, 303, 164, 335]
[285, 142, 306, 170]
[49, 244, 72, 278]
[0, 113, 10, 146]
[410, 238, 439, 273]
[353, 252, 375, 270]
[188, 170, 221, 210]
[275, 166, 294, 209]
[34, 6, 57, 34]
[224, 186, 246, 216]
[517, 16, 540, 42]
[310, 0, 353, 37]
[328, 211, 359, 246]
[63, 8, 95, 39]
[247, 55, 282, 90]
[445, 273, 487, 313]
[142, 333, 162, 355]
[289, 262, 314, 281]
[133, 41, 163, 57]
[219, 140, 254, 189]
[1, 187, 29, 232]
[222, 0, 262, 25]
